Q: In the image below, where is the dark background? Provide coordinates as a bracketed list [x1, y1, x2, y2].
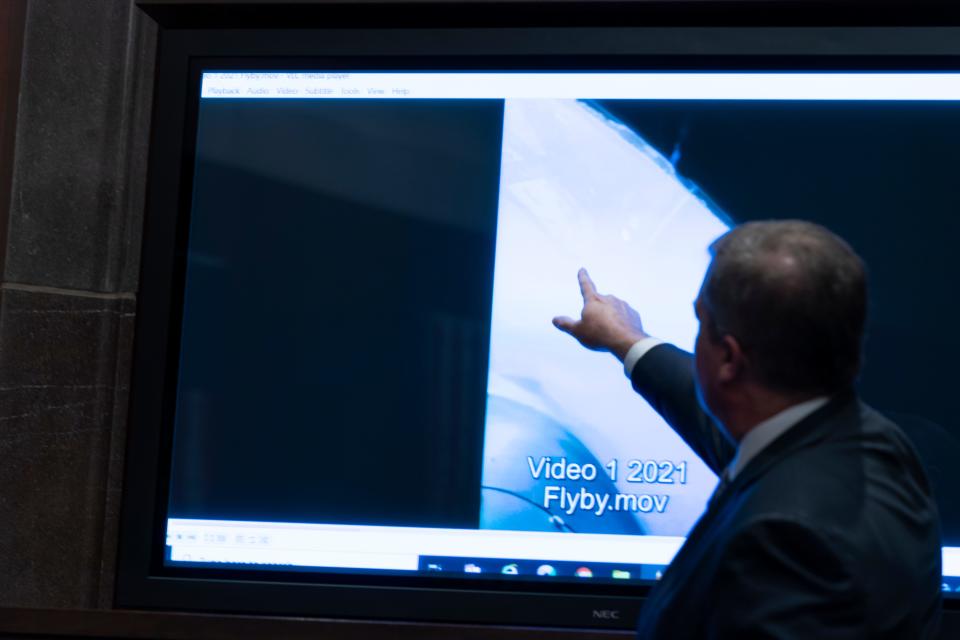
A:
[598, 98, 960, 541]
[168, 99, 504, 527]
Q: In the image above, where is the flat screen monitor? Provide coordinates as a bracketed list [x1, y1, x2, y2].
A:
[118, 15, 960, 630]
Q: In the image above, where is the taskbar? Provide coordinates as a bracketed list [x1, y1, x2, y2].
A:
[419, 555, 666, 583]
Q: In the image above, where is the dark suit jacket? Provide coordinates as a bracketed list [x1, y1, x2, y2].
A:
[632, 344, 942, 639]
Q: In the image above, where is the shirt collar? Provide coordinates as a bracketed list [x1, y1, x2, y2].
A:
[727, 396, 831, 480]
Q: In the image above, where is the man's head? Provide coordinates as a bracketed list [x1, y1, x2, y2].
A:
[693, 220, 867, 436]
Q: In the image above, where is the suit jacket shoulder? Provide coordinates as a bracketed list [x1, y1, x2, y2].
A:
[631, 345, 942, 639]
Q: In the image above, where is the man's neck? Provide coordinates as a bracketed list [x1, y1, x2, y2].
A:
[722, 387, 826, 443]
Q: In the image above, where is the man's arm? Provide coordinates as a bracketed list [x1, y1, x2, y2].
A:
[553, 268, 733, 475]
[630, 342, 734, 474]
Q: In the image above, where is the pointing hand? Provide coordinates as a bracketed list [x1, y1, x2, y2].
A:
[552, 268, 649, 361]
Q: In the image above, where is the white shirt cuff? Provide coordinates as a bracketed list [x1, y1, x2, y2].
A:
[623, 337, 666, 379]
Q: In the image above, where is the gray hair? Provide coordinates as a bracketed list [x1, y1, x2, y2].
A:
[701, 220, 867, 394]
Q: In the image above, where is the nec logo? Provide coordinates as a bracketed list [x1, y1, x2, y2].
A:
[592, 609, 621, 620]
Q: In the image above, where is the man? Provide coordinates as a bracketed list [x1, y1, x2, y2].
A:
[553, 220, 941, 638]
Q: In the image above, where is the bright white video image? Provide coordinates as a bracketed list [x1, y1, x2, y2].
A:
[481, 99, 730, 537]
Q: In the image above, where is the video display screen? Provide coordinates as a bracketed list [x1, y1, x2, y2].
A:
[165, 71, 960, 590]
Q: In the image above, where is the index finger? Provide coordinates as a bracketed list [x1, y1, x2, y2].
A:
[578, 268, 599, 303]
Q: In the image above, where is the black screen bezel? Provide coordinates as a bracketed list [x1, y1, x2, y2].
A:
[116, 19, 960, 629]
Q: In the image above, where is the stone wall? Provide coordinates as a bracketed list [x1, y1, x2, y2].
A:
[0, 0, 155, 609]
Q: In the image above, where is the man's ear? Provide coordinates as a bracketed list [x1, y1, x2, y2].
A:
[717, 334, 745, 383]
